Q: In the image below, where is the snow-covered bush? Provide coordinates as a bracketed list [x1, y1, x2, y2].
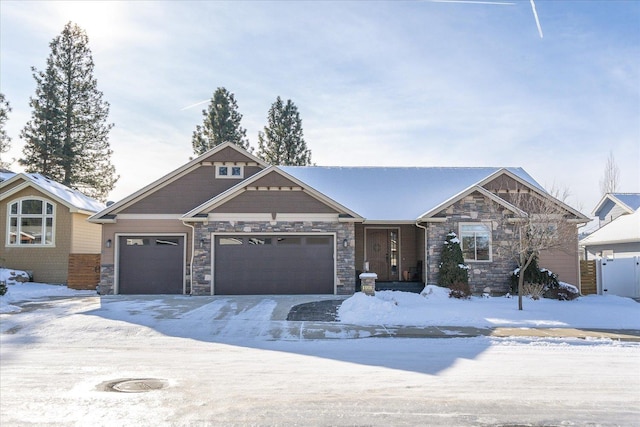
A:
[544, 282, 580, 301]
[0, 282, 6, 296]
[509, 254, 559, 294]
[449, 282, 471, 299]
[438, 231, 469, 288]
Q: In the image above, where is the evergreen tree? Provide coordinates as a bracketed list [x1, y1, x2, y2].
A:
[257, 96, 311, 166]
[437, 231, 469, 287]
[19, 22, 117, 201]
[192, 87, 249, 154]
[0, 93, 12, 169]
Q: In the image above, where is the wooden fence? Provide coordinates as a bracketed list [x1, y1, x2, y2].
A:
[580, 260, 597, 295]
[67, 254, 101, 290]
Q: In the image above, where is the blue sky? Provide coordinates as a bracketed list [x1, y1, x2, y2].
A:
[1, 0, 638, 214]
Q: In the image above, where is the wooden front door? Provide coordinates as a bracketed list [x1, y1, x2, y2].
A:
[365, 229, 399, 281]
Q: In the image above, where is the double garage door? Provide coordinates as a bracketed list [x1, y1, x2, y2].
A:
[214, 235, 335, 295]
[117, 234, 334, 295]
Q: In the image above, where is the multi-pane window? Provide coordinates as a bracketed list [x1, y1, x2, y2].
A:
[460, 223, 491, 261]
[7, 199, 55, 246]
[216, 165, 244, 179]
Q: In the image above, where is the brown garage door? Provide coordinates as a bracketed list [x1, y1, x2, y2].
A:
[214, 235, 334, 295]
[118, 236, 184, 294]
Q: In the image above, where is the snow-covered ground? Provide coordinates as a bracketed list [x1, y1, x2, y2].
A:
[1, 271, 639, 425]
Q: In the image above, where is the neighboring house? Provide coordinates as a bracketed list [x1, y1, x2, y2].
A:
[88, 143, 589, 296]
[581, 209, 640, 260]
[592, 193, 640, 228]
[0, 171, 104, 287]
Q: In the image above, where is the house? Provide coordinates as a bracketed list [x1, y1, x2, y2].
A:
[0, 171, 104, 288]
[88, 143, 589, 296]
[592, 192, 640, 228]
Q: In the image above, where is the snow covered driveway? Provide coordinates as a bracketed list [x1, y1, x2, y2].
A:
[1, 293, 639, 426]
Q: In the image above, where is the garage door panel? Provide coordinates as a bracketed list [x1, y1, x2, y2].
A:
[215, 235, 334, 295]
[118, 236, 184, 294]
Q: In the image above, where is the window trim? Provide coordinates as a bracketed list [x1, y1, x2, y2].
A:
[215, 164, 244, 179]
[459, 222, 492, 262]
[6, 197, 56, 247]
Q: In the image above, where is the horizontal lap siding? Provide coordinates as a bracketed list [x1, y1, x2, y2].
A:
[120, 165, 263, 214]
[212, 191, 338, 214]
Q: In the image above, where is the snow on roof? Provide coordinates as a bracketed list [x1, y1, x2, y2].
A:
[280, 166, 544, 221]
[1, 172, 104, 213]
[611, 193, 640, 212]
[580, 209, 640, 245]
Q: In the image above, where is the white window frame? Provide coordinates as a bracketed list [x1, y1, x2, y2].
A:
[459, 222, 492, 262]
[6, 197, 56, 247]
[215, 164, 244, 179]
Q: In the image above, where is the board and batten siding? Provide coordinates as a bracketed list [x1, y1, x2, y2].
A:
[211, 190, 338, 214]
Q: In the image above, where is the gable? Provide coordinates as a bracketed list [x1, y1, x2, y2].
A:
[90, 142, 268, 221]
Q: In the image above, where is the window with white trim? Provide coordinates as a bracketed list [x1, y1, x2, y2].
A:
[7, 198, 55, 246]
[460, 223, 491, 261]
[215, 165, 244, 179]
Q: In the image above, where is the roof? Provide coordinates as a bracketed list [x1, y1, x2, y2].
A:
[0, 172, 105, 213]
[281, 166, 547, 222]
[580, 209, 640, 246]
[592, 193, 640, 216]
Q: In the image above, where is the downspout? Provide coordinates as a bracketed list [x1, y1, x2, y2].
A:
[182, 220, 196, 296]
[415, 220, 428, 286]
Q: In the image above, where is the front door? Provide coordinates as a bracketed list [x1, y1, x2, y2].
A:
[365, 228, 399, 281]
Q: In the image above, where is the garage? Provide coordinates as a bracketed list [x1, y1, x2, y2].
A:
[118, 235, 185, 294]
[214, 235, 335, 295]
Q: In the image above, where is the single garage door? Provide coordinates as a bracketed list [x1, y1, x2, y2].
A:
[214, 235, 334, 295]
[118, 235, 185, 294]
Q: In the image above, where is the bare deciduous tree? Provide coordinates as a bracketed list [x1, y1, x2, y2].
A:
[599, 151, 619, 195]
[494, 186, 580, 310]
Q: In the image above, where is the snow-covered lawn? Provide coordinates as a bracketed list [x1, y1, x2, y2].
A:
[2, 270, 639, 425]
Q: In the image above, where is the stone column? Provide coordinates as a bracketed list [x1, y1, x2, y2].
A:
[359, 272, 377, 296]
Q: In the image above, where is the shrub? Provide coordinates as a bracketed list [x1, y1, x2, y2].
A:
[523, 282, 546, 300]
[0, 282, 6, 296]
[438, 231, 469, 288]
[449, 282, 471, 299]
[510, 254, 559, 294]
[544, 283, 580, 301]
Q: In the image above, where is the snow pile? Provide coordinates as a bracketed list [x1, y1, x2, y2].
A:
[338, 287, 640, 329]
[0, 268, 94, 314]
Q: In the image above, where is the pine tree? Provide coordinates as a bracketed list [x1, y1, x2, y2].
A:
[257, 96, 311, 166]
[192, 87, 249, 155]
[437, 231, 469, 287]
[0, 93, 12, 169]
[19, 22, 117, 201]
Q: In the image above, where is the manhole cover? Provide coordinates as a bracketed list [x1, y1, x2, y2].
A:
[100, 378, 169, 393]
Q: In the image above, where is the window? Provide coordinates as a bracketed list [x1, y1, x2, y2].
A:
[460, 223, 491, 261]
[216, 165, 244, 179]
[7, 198, 55, 246]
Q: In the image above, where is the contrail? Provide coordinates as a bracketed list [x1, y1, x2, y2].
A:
[530, 0, 543, 38]
[180, 99, 210, 111]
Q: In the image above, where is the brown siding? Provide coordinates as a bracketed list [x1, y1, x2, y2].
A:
[1, 187, 72, 283]
[0, 177, 27, 193]
[70, 213, 101, 253]
[100, 219, 192, 265]
[201, 146, 260, 163]
[483, 175, 528, 192]
[120, 165, 263, 214]
[251, 173, 299, 188]
[539, 248, 581, 288]
[211, 190, 338, 214]
[67, 254, 101, 290]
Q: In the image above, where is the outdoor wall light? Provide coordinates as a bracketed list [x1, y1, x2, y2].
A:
[106, 239, 112, 248]
[343, 238, 349, 248]
[200, 238, 204, 248]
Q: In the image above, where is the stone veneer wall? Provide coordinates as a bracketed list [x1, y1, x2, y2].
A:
[191, 221, 356, 295]
[426, 192, 517, 294]
[98, 264, 114, 295]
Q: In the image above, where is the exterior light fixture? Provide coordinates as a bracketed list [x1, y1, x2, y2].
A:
[106, 239, 112, 248]
[343, 238, 349, 248]
[200, 238, 205, 248]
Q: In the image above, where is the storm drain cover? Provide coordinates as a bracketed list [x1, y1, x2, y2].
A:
[100, 378, 169, 393]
